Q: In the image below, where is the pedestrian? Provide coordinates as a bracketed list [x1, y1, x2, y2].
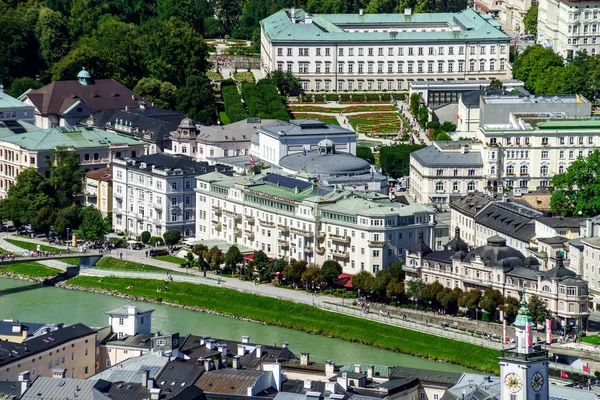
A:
[145, 250, 149, 257]
[119, 252, 123, 259]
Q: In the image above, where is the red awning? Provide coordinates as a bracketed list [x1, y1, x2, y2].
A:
[335, 273, 353, 289]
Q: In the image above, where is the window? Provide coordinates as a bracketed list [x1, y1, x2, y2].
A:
[388, 47, 393, 56]
[277, 48, 283, 56]
[436, 182, 444, 191]
[541, 150, 549, 159]
[171, 197, 177, 206]
[373, 250, 380, 258]
[316, 48, 321, 56]
[378, 47, 383, 56]
[338, 48, 344, 56]
[540, 165, 549, 175]
[338, 62, 344, 73]
[418, 47, 423, 56]
[368, 48, 373, 56]
[299, 63, 309, 73]
[287, 48, 292, 56]
[358, 48, 364, 56]
[118, 318, 124, 325]
[325, 48, 331, 56]
[467, 182, 475, 191]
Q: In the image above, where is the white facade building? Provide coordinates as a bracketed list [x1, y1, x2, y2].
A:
[195, 171, 440, 274]
[538, 0, 600, 58]
[112, 154, 226, 239]
[261, 8, 511, 92]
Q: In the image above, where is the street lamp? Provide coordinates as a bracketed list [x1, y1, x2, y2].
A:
[66, 228, 70, 246]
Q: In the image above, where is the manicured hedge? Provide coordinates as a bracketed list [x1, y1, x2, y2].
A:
[221, 80, 247, 123]
[242, 82, 289, 121]
[297, 92, 407, 103]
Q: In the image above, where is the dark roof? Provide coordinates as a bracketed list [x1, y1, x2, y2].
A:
[506, 267, 543, 280]
[544, 253, 578, 281]
[24, 79, 145, 115]
[460, 87, 505, 106]
[92, 108, 184, 143]
[378, 378, 420, 392]
[474, 203, 538, 242]
[450, 191, 495, 218]
[408, 232, 433, 256]
[536, 217, 585, 229]
[0, 381, 21, 397]
[195, 369, 265, 395]
[262, 173, 312, 191]
[0, 320, 50, 338]
[156, 360, 204, 397]
[445, 227, 469, 252]
[537, 236, 569, 245]
[86, 167, 113, 182]
[463, 235, 525, 267]
[0, 323, 95, 366]
[122, 154, 228, 176]
[282, 379, 350, 399]
[279, 151, 372, 175]
[106, 382, 150, 400]
[423, 250, 455, 264]
[389, 366, 463, 386]
[102, 332, 154, 349]
[411, 145, 483, 168]
[170, 386, 207, 400]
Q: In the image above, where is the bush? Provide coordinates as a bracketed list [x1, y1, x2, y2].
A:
[140, 231, 151, 244]
[222, 82, 247, 123]
[149, 236, 163, 246]
[242, 82, 289, 121]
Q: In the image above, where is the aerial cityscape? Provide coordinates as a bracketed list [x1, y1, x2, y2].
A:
[1, 0, 600, 399]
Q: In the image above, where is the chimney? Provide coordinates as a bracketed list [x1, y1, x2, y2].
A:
[241, 335, 250, 344]
[255, 345, 263, 358]
[128, 305, 137, 315]
[404, 8, 412, 16]
[233, 355, 241, 370]
[367, 365, 374, 379]
[204, 359, 212, 371]
[18, 372, 30, 396]
[282, 342, 289, 349]
[237, 344, 246, 356]
[218, 344, 228, 357]
[142, 370, 149, 388]
[247, 386, 254, 397]
[205, 339, 215, 350]
[150, 388, 161, 400]
[291, 8, 296, 23]
[354, 364, 361, 374]
[461, 144, 466, 154]
[12, 323, 22, 334]
[359, 9, 364, 16]
[52, 369, 66, 379]
[325, 381, 336, 394]
[304, 380, 312, 389]
[221, 354, 228, 368]
[337, 373, 348, 391]
[147, 378, 155, 389]
[300, 352, 310, 366]
[325, 361, 335, 377]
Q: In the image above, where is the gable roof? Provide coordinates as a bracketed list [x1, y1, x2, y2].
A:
[450, 191, 495, 218]
[92, 352, 169, 383]
[474, 203, 540, 243]
[389, 366, 463, 386]
[195, 369, 266, 395]
[195, 119, 282, 143]
[21, 378, 111, 400]
[92, 108, 185, 143]
[22, 79, 145, 116]
[411, 145, 483, 168]
[155, 359, 204, 397]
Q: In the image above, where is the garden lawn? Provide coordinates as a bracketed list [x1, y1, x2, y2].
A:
[155, 255, 187, 265]
[233, 71, 254, 82]
[219, 111, 231, 125]
[290, 113, 339, 125]
[288, 105, 395, 113]
[6, 239, 63, 252]
[581, 335, 600, 345]
[2, 262, 61, 277]
[95, 257, 191, 275]
[206, 71, 223, 80]
[61, 257, 81, 265]
[348, 112, 403, 133]
[67, 276, 501, 373]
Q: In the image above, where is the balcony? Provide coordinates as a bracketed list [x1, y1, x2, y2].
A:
[332, 251, 350, 259]
[211, 204, 222, 211]
[542, 142, 549, 146]
[315, 247, 326, 255]
[435, 189, 445, 194]
[520, 173, 529, 177]
[331, 235, 351, 244]
[291, 227, 312, 237]
[234, 229, 242, 237]
[211, 220, 220, 225]
[151, 218, 162, 226]
[368, 240, 386, 247]
[214, 224, 222, 232]
[304, 246, 314, 253]
[278, 224, 290, 233]
[278, 239, 290, 248]
[259, 219, 275, 228]
[248, 233, 255, 240]
[152, 202, 163, 209]
[114, 192, 124, 199]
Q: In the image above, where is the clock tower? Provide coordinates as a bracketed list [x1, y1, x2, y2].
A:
[499, 295, 550, 400]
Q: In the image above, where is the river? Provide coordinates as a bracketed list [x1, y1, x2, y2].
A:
[0, 277, 472, 373]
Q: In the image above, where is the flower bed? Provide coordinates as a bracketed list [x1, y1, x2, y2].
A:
[290, 113, 340, 125]
[288, 105, 395, 113]
[348, 112, 404, 133]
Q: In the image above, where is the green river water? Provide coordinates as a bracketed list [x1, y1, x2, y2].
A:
[0, 277, 473, 372]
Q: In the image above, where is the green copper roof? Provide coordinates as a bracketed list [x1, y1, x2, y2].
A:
[261, 8, 510, 43]
[536, 119, 600, 130]
[513, 294, 533, 327]
[0, 92, 33, 110]
[0, 125, 143, 151]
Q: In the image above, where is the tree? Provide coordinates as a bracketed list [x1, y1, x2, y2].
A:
[205, 246, 225, 271]
[440, 121, 457, 133]
[133, 77, 178, 110]
[282, 258, 308, 286]
[140, 231, 151, 243]
[488, 78, 503, 89]
[513, 45, 563, 93]
[301, 265, 321, 289]
[0, 168, 54, 227]
[47, 147, 85, 208]
[480, 288, 504, 319]
[439, 287, 463, 315]
[434, 131, 452, 141]
[36, 7, 70, 67]
[321, 260, 342, 287]
[460, 288, 482, 313]
[225, 245, 243, 272]
[192, 243, 209, 276]
[527, 294, 551, 327]
[523, 3, 538, 35]
[387, 260, 405, 280]
[163, 230, 182, 245]
[379, 144, 427, 178]
[356, 146, 375, 163]
[78, 206, 106, 240]
[409, 93, 421, 116]
[5, 77, 43, 98]
[421, 281, 444, 309]
[405, 279, 426, 304]
[175, 75, 216, 125]
[386, 278, 404, 300]
[262, 70, 302, 96]
[550, 150, 600, 217]
[501, 296, 521, 323]
[352, 270, 375, 294]
[51, 44, 106, 82]
[54, 204, 83, 238]
[417, 107, 428, 127]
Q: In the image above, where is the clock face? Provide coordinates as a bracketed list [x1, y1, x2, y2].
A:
[531, 372, 544, 392]
[504, 373, 522, 393]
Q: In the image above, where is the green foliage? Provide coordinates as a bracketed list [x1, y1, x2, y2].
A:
[47, 147, 85, 208]
[513, 46, 565, 94]
[356, 146, 375, 163]
[440, 121, 457, 133]
[550, 150, 600, 216]
[379, 144, 427, 178]
[321, 260, 342, 287]
[501, 296, 521, 323]
[405, 279, 426, 301]
[163, 230, 182, 245]
[527, 294, 551, 326]
[149, 236, 162, 245]
[36, 7, 70, 68]
[175, 75, 217, 125]
[523, 3, 538, 35]
[242, 82, 289, 121]
[421, 281, 444, 308]
[78, 206, 107, 241]
[417, 107, 428, 127]
[0, 168, 53, 227]
[480, 288, 503, 317]
[5, 77, 43, 98]
[438, 288, 463, 315]
[140, 231, 151, 244]
[434, 131, 452, 141]
[352, 270, 375, 292]
[302, 265, 322, 288]
[262, 70, 302, 96]
[282, 258, 307, 285]
[409, 93, 421, 116]
[225, 245, 243, 271]
[221, 81, 247, 122]
[460, 288, 482, 311]
[133, 78, 177, 110]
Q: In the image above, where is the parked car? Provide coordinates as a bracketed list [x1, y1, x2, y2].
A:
[129, 242, 143, 250]
[149, 249, 169, 257]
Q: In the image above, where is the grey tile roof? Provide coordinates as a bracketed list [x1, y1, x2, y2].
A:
[450, 192, 495, 218]
[156, 359, 203, 397]
[411, 144, 483, 168]
[389, 366, 463, 386]
[474, 203, 538, 242]
[196, 119, 282, 143]
[102, 333, 154, 349]
[106, 305, 154, 316]
[92, 108, 185, 143]
[260, 120, 355, 139]
[0, 381, 21, 397]
[0, 320, 56, 338]
[195, 369, 266, 395]
[92, 352, 169, 383]
[537, 236, 569, 245]
[21, 378, 112, 400]
[536, 217, 586, 229]
[506, 267, 542, 280]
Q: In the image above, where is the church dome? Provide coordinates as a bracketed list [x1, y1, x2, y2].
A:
[318, 138, 335, 148]
[279, 151, 371, 175]
[179, 118, 195, 129]
[464, 235, 525, 266]
[408, 231, 433, 256]
[445, 227, 469, 252]
[77, 67, 91, 79]
[544, 252, 577, 281]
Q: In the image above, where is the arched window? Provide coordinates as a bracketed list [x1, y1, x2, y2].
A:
[559, 165, 564, 173]
[542, 285, 552, 293]
[436, 182, 444, 191]
[520, 165, 528, 175]
[540, 165, 549, 175]
[507, 277, 513, 285]
[507, 165, 514, 174]
[467, 182, 475, 191]
[435, 262, 441, 270]
[490, 165, 496, 175]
